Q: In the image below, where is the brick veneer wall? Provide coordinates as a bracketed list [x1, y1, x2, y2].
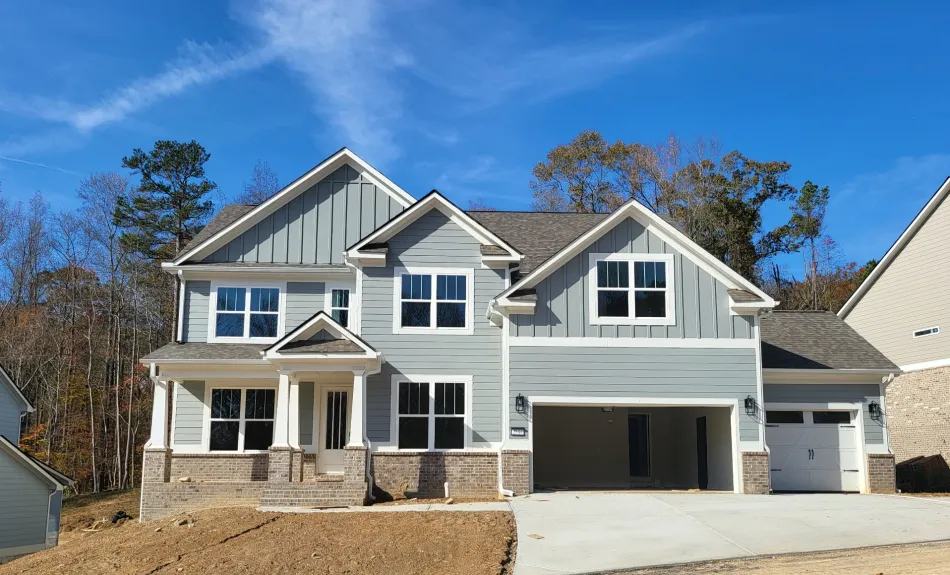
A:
[169, 453, 269, 482]
[501, 450, 530, 495]
[372, 452, 499, 498]
[885, 367, 950, 464]
[140, 482, 265, 521]
[268, 446, 292, 482]
[867, 453, 897, 493]
[142, 448, 171, 483]
[741, 452, 770, 494]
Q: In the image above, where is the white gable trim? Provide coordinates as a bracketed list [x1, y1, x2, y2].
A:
[263, 311, 378, 359]
[346, 192, 522, 260]
[839, 176, 950, 318]
[172, 148, 416, 265]
[0, 365, 33, 413]
[497, 200, 776, 307]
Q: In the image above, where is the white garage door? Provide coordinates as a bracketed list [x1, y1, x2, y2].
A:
[765, 410, 861, 492]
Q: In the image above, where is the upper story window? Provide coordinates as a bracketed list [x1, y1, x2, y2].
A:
[588, 254, 675, 326]
[327, 288, 351, 328]
[393, 267, 474, 335]
[211, 285, 282, 341]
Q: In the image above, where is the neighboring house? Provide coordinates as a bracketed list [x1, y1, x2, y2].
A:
[840, 176, 950, 464]
[139, 148, 898, 520]
[0, 366, 74, 563]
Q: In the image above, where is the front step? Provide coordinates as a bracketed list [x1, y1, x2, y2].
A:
[260, 480, 368, 508]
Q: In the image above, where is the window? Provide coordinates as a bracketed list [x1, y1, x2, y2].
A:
[210, 388, 275, 451]
[213, 286, 281, 340]
[394, 268, 473, 333]
[329, 289, 350, 328]
[766, 411, 804, 424]
[811, 411, 851, 425]
[394, 378, 470, 450]
[913, 326, 940, 338]
[589, 254, 674, 325]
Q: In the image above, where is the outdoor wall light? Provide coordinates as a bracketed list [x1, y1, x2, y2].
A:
[744, 395, 758, 417]
[869, 401, 881, 420]
[515, 394, 527, 414]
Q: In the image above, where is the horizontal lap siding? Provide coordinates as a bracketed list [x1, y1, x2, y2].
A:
[299, 382, 315, 446]
[510, 347, 759, 441]
[362, 210, 503, 446]
[285, 282, 325, 335]
[0, 384, 24, 444]
[0, 453, 50, 550]
[174, 381, 205, 446]
[182, 281, 210, 342]
[511, 217, 753, 340]
[203, 164, 404, 265]
[764, 383, 884, 445]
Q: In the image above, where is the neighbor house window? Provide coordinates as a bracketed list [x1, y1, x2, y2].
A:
[329, 288, 350, 328]
[210, 388, 275, 451]
[589, 254, 674, 325]
[213, 286, 280, 339]
[394, 378, 470, 450]
[913, 326, 940, 338]
[393, 268, 473, 333]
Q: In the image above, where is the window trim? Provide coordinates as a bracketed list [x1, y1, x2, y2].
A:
[324, 284, 354, 329]
[389, 375, 473, 452]
[587, 253, 675, 326]
[207, 281, 286, 343]
[392, 267, 475, 335]
[206, 385, 276, 453]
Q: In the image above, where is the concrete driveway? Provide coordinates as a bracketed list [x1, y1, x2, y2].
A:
[510, 492, 950, 575]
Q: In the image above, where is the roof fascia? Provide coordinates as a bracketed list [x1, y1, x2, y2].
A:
[264, 311, 377, 357]
[0, 435, 65, 488]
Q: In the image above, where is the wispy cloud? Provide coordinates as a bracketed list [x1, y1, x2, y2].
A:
[0, 155, 80, 176]
[434, 155, 531, 208]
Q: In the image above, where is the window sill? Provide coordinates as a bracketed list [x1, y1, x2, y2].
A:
[589, 317, 675, 327]
[391, 326, 475, 336]
[208, 336, 280, 344]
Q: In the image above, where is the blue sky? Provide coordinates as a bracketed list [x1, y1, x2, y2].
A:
[0, 0, 947, 276]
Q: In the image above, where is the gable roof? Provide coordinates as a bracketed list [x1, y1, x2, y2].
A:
[170, 148, 415, 265]
[0, 435, 74, 488]
[494, 199, 776, 307]
[839, 176, 950, 318]
[0, 365, 33, 413]
[176, 204, 255, 260]
[760, 310, 898, 371]
[264, 311, 378, 358]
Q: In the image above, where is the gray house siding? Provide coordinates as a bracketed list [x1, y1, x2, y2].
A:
[0, 451, 51, 554]
[47, 490, 62, 545]
[173, 381, 205, 446]
[299, 381, 315, 446]
[510, 217, 753, 339]
[362, 209, 504, 447]
[0, 383, 24, 444]
[285, 282, 326, 335]
[203, 164, 405, 265]
[509, 347, 759, 441]
[181, 281, 210, 343]
[763, 383, 884, 445]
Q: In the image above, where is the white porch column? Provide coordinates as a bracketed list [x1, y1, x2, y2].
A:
[348, 370, 366, 446]
[147, 377, 169, 448]
[288, 377, 301, 449]
[273, 372, 292, 447]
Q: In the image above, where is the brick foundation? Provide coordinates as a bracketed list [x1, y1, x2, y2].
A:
[741, 451, 770, 494]
[169, 453, 269, 482]
[140, 482, 266, 521]
[372, 452, 499, 498]
[142, 448, 171, 483]
[867, 453, 897, 493]
[268, 446, 293, 482]
[885, 367, 950, 464]
[501, 450, 530, 495]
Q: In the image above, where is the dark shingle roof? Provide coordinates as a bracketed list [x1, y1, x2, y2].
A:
[467, 211, 609, 274]
[760, 311, 898, 370]
[142, 343, 267, 361]
[176, 204, 256, 259]
[480, 245, 509, 256]
[279, 339, 364, 354]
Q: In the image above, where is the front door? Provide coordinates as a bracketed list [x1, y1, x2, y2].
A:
[318, 388, 350, 474]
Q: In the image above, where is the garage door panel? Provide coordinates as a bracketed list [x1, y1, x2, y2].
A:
[765, 410, 861, 493]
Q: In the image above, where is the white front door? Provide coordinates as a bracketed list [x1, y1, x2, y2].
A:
[766, 410, 861, 492]
[318, 388, 350, 474]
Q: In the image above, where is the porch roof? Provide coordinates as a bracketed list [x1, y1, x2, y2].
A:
[142, 342, 267, 362]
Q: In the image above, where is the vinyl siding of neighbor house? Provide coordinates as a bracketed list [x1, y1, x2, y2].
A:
[362, 209, 504, 447]
[510, 217, 753, 339]
[0, 383, 24, 445]
[845, 192, 950, 367]
[285, 282, 326, 335]
[181, 280, 210, 343]
[509, 347, 759, 441]
[173, 381, 205, 446]
[763, 383, 884, 445]
[0, 451, 51, 553]
[202, 164, 405, 265]
[47, 490, 62, 542]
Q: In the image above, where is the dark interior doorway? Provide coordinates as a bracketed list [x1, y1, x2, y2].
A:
[697, 416, 708, 489]
[628, 414, 651, 478]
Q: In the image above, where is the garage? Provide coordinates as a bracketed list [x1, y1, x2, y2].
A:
[765, 409, 861, 492]
[532, 405, 737, 491]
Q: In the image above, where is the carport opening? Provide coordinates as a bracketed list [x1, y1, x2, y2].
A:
[533, 405, 735, 491]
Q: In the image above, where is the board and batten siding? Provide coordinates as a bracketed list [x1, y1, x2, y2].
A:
[181, 280, 210, 343]
[763, 383, 884, 445]
[362, 209, 504, 447]
[203, 164, 405, 265]
[0, 452, 51, 553]
[0, 383, 25, 444]
[509, 347, 759, 441]
[510, 217, 753, 339]
[844, 192, 950, 367]
[173, 381, 205, 446]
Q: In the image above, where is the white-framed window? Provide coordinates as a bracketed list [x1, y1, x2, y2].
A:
[390, 376, 472, 451]
[913, 326, 940, 338]
[325, 286, 352, 328]
[208, 282, 284, 342]
[392, 267, 474, 335]
[208, 387, 275, 452]
[588, 253, 675, 325]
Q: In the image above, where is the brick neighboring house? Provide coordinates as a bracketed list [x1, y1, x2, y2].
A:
[840, 177, 950, 466]
[139, 148, 899, 520]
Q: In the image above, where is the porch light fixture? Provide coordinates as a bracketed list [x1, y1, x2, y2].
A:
[869, 401, 881, 420]
[744, 395, 757, 417]
[515, 394, 527, 414]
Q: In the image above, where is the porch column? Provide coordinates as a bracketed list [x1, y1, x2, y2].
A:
[273, 372, 292, 448]
[147, 376, 169, 448]
[348, 370, 366, 446]
[288, 378, 301, 449]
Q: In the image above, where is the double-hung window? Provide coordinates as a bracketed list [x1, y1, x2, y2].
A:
[209, 388, 275, 452]
[327, 288, 351, 328]
[393, 377, 470, 450]
[212, 286, 281, 340]
[394, 268, 473, 334]
[589, 254, 674, 325]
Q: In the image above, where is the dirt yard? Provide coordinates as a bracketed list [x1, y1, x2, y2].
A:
[2, 501, 515, 575]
